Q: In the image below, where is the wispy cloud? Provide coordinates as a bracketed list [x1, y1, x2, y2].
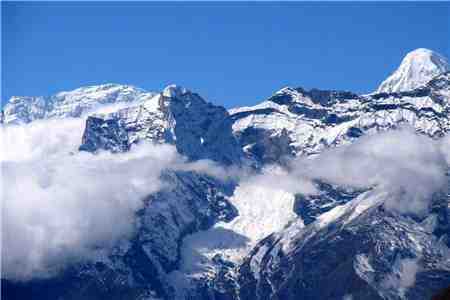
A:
[382, 257, 420, 299]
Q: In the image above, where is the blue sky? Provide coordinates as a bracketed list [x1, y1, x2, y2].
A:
[2, 2, 449, 108]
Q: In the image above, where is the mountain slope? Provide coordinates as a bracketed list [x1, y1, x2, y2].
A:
[236, 188, 450, 300]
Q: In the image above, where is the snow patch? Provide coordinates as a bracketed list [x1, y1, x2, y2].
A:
[179, 168, 298, 275]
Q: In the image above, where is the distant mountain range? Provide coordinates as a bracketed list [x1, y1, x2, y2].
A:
[2, 48, 450, 300]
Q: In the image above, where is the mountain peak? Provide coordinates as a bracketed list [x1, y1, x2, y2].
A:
[162, 84, 189, 98]
[377, 48, 449, 93]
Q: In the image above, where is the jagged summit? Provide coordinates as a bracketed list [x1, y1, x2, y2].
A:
[377, 48, 449, 93]
[162, 84, 189, 98]
[80, 84, 243, 165]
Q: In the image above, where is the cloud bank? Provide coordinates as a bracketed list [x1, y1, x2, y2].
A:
[0, 119, 225, 280]
[290, 128, 449, 215]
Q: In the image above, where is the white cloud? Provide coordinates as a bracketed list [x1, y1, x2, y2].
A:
[290, 128, 448, 216]
[0, 119, 224, 280]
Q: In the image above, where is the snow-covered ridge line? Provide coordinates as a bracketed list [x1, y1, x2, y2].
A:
[1, 83, 157, 125]
[230, 71, 450, 163]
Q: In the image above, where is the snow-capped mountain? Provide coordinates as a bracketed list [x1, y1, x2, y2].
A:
[377, 48, 449, 93]
[79, 85, 243, 165]
[2, 48, 450, 300]
[230, 71, 450, 163]
[1, 83, 155, 124]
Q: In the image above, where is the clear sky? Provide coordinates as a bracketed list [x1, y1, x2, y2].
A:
[2, 2, 449, 108]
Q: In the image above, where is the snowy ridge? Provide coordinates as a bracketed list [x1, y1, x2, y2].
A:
[230, 71, 450, 162]
[1, 83, 155, 124]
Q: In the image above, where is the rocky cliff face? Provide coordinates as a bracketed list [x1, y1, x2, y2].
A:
[79, 85, 243, 165]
